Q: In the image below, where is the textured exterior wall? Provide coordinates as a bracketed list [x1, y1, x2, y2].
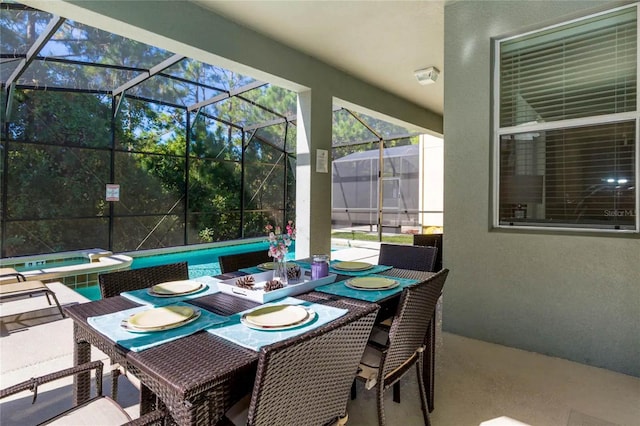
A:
[443, 0, 640, 376]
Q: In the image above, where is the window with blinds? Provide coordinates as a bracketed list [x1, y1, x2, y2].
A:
[494, 5, 638, 232]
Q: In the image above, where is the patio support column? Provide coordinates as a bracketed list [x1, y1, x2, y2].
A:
[296, 90, 333, 259]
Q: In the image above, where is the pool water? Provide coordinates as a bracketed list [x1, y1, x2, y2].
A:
[75, 286, 103, 301]
[76, 241, 297, 301]
[130, 241, 295, 278]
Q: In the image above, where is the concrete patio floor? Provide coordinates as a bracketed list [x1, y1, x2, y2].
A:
[1, 245, 638, 425]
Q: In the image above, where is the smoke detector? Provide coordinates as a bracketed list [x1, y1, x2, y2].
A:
[414, 67, 440, 85]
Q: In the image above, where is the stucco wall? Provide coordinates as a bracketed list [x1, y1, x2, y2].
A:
[443, 0, 640, 376]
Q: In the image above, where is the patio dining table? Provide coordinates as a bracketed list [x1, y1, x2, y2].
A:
[65, 287, 378, 425]
[64, 265, 437, 425]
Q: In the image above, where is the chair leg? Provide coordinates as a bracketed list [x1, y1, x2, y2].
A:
[425, 312, 436, 412]
[376, 383, 386, 426]
[416, 356, 431, 426]
[351, 380, 357, 400]
[393, 381, 400, 403]
[47, 290, 66, 318]
[111, 368, 121, 402]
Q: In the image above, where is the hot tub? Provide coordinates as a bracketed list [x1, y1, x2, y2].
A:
[0, 249, 132, 292]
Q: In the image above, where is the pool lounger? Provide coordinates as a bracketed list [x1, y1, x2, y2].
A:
[0, 268, 66, 318]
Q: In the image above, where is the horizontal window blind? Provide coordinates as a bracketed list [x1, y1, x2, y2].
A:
[495, 5, 638, 232]
[500, 7, 637, 127]
[499, 121, 636, 229]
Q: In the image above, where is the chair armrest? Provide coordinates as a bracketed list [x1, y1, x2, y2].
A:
[126, 409, 167, 426]
[0, 272, 27, 282]
[0, 361, 104, 403]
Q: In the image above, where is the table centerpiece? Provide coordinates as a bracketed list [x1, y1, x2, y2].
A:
[265, 220, 295, 286]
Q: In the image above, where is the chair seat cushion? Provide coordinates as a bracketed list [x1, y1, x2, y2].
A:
[358, 345, 382, 389]
[0, 280, 47, 295]
[358, 343, 420, 390]
[42, 396, 131, 426]
[0, 267, 21, 280]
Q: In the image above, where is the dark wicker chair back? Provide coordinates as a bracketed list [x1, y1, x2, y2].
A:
[413, 234, 443, 271]
[98, 262, 189, 299]
[382, 269, 448, 380]
[98, 262, 190, 401]
[354, 269, 448, 426]
[218, 250, 271, 274]
[247, 303, 380, 426]
[378, 243, 438, 272]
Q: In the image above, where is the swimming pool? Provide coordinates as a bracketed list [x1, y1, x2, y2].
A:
[76, 241, 297, 301]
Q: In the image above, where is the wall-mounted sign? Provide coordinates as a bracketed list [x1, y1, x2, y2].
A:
[106, 184, 120, 201]
[316, 149, 328, 173]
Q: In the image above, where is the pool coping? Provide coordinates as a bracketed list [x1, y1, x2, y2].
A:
[122, 238, 265, 259]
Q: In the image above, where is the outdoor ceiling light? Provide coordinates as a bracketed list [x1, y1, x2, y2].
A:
[414, 67, 440, 85]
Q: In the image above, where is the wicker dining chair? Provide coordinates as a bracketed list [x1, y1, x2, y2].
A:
[98, 261, 189, 401]
[353, 269, 449, 426]
[412, 234, 443, 271]
[98, 261, 189, 299]
[0, 360, 166, 425]
[218, 250, 272, 274]
[217, 302, 380, 426]
[377, 243, 438, 272]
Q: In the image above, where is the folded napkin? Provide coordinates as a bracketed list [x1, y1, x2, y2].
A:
[88, 302, 228, 352]
[316, 275, 418, 303]
[206, 297, 347, 352]
[328, 261, 393, 277]
[120, 276, 220, 306]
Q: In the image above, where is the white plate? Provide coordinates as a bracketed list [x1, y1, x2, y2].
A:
[127, 305, 196, 329]
[148, 280, 204, 297]
[344, 277, 399, 291]
[241, 305, 315, 330]
[332, 261, 373, 271]
[122, 307, 201, 333]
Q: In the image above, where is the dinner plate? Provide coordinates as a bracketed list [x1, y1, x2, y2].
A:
[241, 306, 316, 331]
[332, 261, 373, 271]
[122, 309, 202, 333]
[148, 280, 204, 297]
[257, 262, 298, 271]
[242, 304, 310, 328]
[344, 277, 399, 291]
[126, 305, 198, 330]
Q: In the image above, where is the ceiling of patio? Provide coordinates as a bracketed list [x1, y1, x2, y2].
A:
[191, 0, 445, 115]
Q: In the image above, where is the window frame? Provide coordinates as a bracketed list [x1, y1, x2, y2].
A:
[491, 3, 640, 234]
